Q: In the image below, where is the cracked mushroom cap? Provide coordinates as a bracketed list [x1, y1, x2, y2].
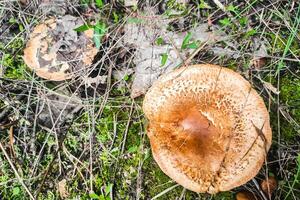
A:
[23, 15, 97, 81]
[143, 64, 272, 194]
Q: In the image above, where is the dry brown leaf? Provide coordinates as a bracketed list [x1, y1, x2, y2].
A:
[251, 57, 267, 70]
[251, 39, 269, 69]
[263, 81, 280, 95]
[58, 179, 69, 199]
[40, 0, 67, 15]
[123, 8, 225, 98]
[37, 87, 82, 128]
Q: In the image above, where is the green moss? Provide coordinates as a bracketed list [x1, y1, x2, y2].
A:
[279, 75, 300, 139]
[1, 54, 27, 79]
[268, 32, 300, 54]
[263, 71, 300, 140]
[143, 157, 183, 199]
[0, 38, 28, 80]
[226, 60, 238, 71]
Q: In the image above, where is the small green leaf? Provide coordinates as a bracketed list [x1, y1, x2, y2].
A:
[19, 24, 24, 31]
[113, 12, 119, 23]
[128, 146, 138, 153]
[239, 17, 248, 27]
[199, 0, 211, 9]
[93, 21, 107, 49]
[94, 33, 101, 49]
[186, 42, 198, 49]
[74, 24, 93, 32]
[227, 4, 240, 16]
[155, 37, 164, 45]
[219, 18, 231, 26]
[9, 17, 16, 24]
[181, 32, 192, 49]
[105, 184, 113, 195]
[12, 187, 20, 196]
[161, 53, 168, 66]
[89, 193, 100, 199]
[227, 5, 235, 11]
[245, 29, 257, 37]
[123, 74, 129, 81]
[95, 0, 103, 8]
[99, 195, 107, 200]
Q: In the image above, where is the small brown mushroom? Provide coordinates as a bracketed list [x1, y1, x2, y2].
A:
[23, 15, 97, 81]
[143, 64, 272, 193]
[236, 191, 257, 200]
[261, 176, 277, 197]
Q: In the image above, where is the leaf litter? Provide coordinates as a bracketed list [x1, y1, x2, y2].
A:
[120, 4, 271, 98]
[37, 87, 82, 129]
[122, 7, 226, 98]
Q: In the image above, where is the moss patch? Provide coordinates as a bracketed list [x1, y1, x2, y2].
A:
[279, 74, 300, 139]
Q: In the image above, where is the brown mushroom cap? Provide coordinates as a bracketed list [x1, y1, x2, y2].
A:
[261, 176, 277, 196]
[23, 15, 97, 81]
[236, 191, 257, 200]
[143, 64, 272, 193]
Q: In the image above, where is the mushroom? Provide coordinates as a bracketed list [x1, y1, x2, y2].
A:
[261, 176, 277, 197]
[23, 15, 97, 81]
[143, 64, 272, 193]
[236, 191, 257, 200]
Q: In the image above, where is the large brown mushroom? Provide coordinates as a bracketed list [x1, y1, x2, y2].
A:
[23, 15, 97, 81]
[143, 64, 272, 193]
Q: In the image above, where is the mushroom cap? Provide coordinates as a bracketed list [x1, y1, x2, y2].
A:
[23, 15, 97, 81]
[236, 191, 257, 200]
[143, 64, 272, 194]
[261, 176, 277, 195]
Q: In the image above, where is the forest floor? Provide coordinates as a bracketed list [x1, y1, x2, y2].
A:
[0, 0, 300, 199]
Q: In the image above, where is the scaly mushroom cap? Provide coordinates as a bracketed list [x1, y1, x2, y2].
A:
[143, 64, 272, 194]
[23, 15, 97, 81]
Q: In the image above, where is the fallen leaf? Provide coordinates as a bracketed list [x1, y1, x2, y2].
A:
[58, 179, 69, 199]
[40, 0, 67, 15]
[37, 87, 83, 128]
[251, 57, 267, 70]
[251, 38, 269, 69]
[263, 81, 280, 95]
[122, 7, 225, 98]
